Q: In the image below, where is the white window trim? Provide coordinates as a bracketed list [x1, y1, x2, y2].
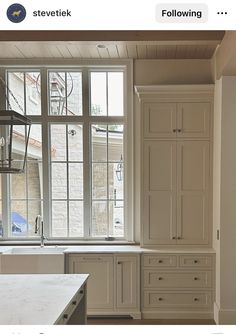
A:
[0, 60, 134, 244]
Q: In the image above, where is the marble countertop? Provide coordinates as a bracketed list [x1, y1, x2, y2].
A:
[0, 245, 216, 254]
[63, 245, 216, 254]
[0, 274, 89, 325]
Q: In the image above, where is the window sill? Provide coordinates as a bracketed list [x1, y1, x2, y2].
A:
[0, 239, 137, 246]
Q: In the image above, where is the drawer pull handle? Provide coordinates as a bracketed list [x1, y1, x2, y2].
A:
[158, 277, 163, 280]
[194, 277, 198, 280]
[158, 298, 163, 301]
[63, 314, 68, 319]
[158, 260, 163, 263]
[194, 260, 198, 264]
[72, 301, 77, 305]
[194, 298, 199, 302]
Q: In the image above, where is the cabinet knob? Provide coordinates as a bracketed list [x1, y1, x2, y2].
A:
[72, 300, 77, 305]
[172, 236, 176, 239]
[177, 237, 181, 240]
[177, 129, 182, 132]
[173, 129, 177, 133]
[194, 260, 198, 264]
[80, 290, 84, 294]
[63, 314, 68, 319]
[158, 277, 163, 280]
[117, 262, 121, 264]
[158, 260, 163, 263]
[194, 298, 199, 302]
[158, 297, 163, 301]
[194, 277, 198, 281]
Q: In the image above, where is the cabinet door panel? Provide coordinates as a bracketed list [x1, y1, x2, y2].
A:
[177, 141, 209, 244]
[69, 255, 114, 310]
[143, 103, 177, 138]
[143, 141, 177, 244]
[144, 193, 176, 244]
[116, 256, 139, 309]
[177, 102, 210, 138]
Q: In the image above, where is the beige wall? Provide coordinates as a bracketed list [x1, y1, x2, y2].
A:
[219, 77, 236, 309]
[214, 31, 236, 79]
[213, 76, 236, 323]
[134, 59, 214, 85]
[213, 78, 222, 309]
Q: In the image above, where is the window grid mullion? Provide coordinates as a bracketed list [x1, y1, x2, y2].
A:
[106, 125, 109, 238]
[106, 72, 110, 238]
[66, 124, 70, 238]
[41, 68, 50, 238]
[82, 68, 91, 239]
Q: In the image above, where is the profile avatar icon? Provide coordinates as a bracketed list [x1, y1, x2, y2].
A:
[7, 3, 26, 23]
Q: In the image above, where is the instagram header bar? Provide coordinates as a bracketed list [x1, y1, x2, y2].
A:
[0, 0, 235, 30]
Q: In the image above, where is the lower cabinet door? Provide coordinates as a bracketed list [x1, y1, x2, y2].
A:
[69, 254, 114, 310]
[116, 256, 139, 310]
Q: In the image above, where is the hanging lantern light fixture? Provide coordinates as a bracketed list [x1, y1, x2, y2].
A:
[48, 73, 74, 116]
[115, 155, 123, 182]
[0, 77, 31, 174]
[50, 79, 65, 115]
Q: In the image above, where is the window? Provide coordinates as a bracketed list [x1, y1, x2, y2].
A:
[10, 124, 43, 237]
[91, 124, 124, 238]
[50, 123, 83, 237]
[0, 64, 132, 241]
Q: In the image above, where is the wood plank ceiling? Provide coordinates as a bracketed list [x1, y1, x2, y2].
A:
[0, 31, 225, 59]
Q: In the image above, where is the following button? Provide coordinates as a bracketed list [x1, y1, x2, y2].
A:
[156, 3, 208, 23]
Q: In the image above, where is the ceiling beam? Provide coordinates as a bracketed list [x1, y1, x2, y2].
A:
[0, 30, 225, 42]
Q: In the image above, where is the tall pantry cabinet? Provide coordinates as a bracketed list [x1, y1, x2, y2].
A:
[135, 85, 214, 247]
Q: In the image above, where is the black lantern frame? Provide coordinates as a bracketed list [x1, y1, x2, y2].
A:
[115, 155, 123, 182]
[0, 110, 31, 174]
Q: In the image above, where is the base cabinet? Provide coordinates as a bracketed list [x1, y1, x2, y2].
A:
[116, 256, 138, 309]
[68, 255, 114, 310]
[67, 253, 140, 318]
[141, 253, 215, 319]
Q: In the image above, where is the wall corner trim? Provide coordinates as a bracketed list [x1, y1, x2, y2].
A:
[214, 303, 236, 324]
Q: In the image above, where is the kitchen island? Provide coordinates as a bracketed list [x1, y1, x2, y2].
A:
[0, 274, 89, 325]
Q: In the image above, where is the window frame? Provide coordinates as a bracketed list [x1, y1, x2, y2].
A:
[0, 60, 134, 243]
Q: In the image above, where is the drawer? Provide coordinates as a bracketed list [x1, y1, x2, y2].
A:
[179, 255, 212, 268]
[143, 255, 177, 267]
[143, 291, 212, 309]
[143, 270, 212, 288]
[55, 288, 85, 324]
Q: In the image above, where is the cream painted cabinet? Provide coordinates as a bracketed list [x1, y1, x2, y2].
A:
[67, 253, 141, 318]
[143, 103, 177, 138]
[136, 85, 213, 247]
[68, 254, 114, 310]
[177, 103, 210, 138]
[141, 253, 215, 319]
[143, 140, 209, 245]
[176, 141, 209, 244]
[143, 102, 210, 138]
[143, 141, 177, 244]
[116, 255, 139, 309]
